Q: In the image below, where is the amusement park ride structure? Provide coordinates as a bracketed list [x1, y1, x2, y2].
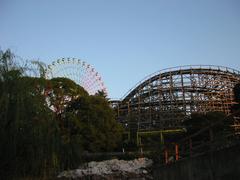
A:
[45, 58, 107, 96]
[113, 65, 240, 132]
[40, 59, 240, 167]
[45, 61, 240, 134]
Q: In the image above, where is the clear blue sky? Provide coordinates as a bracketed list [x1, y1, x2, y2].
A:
[0, 0, 240, 99]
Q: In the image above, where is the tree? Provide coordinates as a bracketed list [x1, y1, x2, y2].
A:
[0, 49, 60, 178]
[0, 49, 124, 178]
[182, 112, 234, 146]
[95, 90, 107, 98]
[233, 83, 240, 103]
[49, 77, 88, 113]
[232, 83, 240, 114]
[64, 95, 123, 153]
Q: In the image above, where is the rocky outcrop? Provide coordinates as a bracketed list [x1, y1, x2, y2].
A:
[58, 158, 153, 180]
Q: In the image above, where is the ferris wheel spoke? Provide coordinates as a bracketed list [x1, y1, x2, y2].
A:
[46, 58, 107, 96]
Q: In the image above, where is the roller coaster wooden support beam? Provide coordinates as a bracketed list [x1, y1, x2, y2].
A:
[136, 128, 185, 146]
[175, 143, 179, 161]
[164, 143, 180, 164]
[116, 65, 240, 131]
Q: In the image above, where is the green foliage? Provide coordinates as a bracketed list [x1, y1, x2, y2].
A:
[31, 60, 47, 77]
[0, 50, 60, 178]
[48, 77, 88, 113]
[64, 95, 123, 153]
[233, 83, 240, 103]
[0, 49, 123, 178]
[232, 83, 240, 114]
[95, 90, 107, 98]
[183, 112, 234, 140]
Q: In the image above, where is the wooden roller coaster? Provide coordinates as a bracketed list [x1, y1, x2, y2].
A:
[113, 65, 240, 131]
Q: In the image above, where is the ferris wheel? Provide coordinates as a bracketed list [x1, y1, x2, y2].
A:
[46, 58, 107, 95]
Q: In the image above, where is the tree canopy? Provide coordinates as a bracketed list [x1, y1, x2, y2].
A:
[0, 49, 123, 178]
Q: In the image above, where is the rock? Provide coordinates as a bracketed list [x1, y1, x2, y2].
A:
[142, 170, 148, 174]
[58, 158, 153, 179]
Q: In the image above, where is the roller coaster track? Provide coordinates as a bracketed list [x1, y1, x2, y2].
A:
[114, 65, 240, 131]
